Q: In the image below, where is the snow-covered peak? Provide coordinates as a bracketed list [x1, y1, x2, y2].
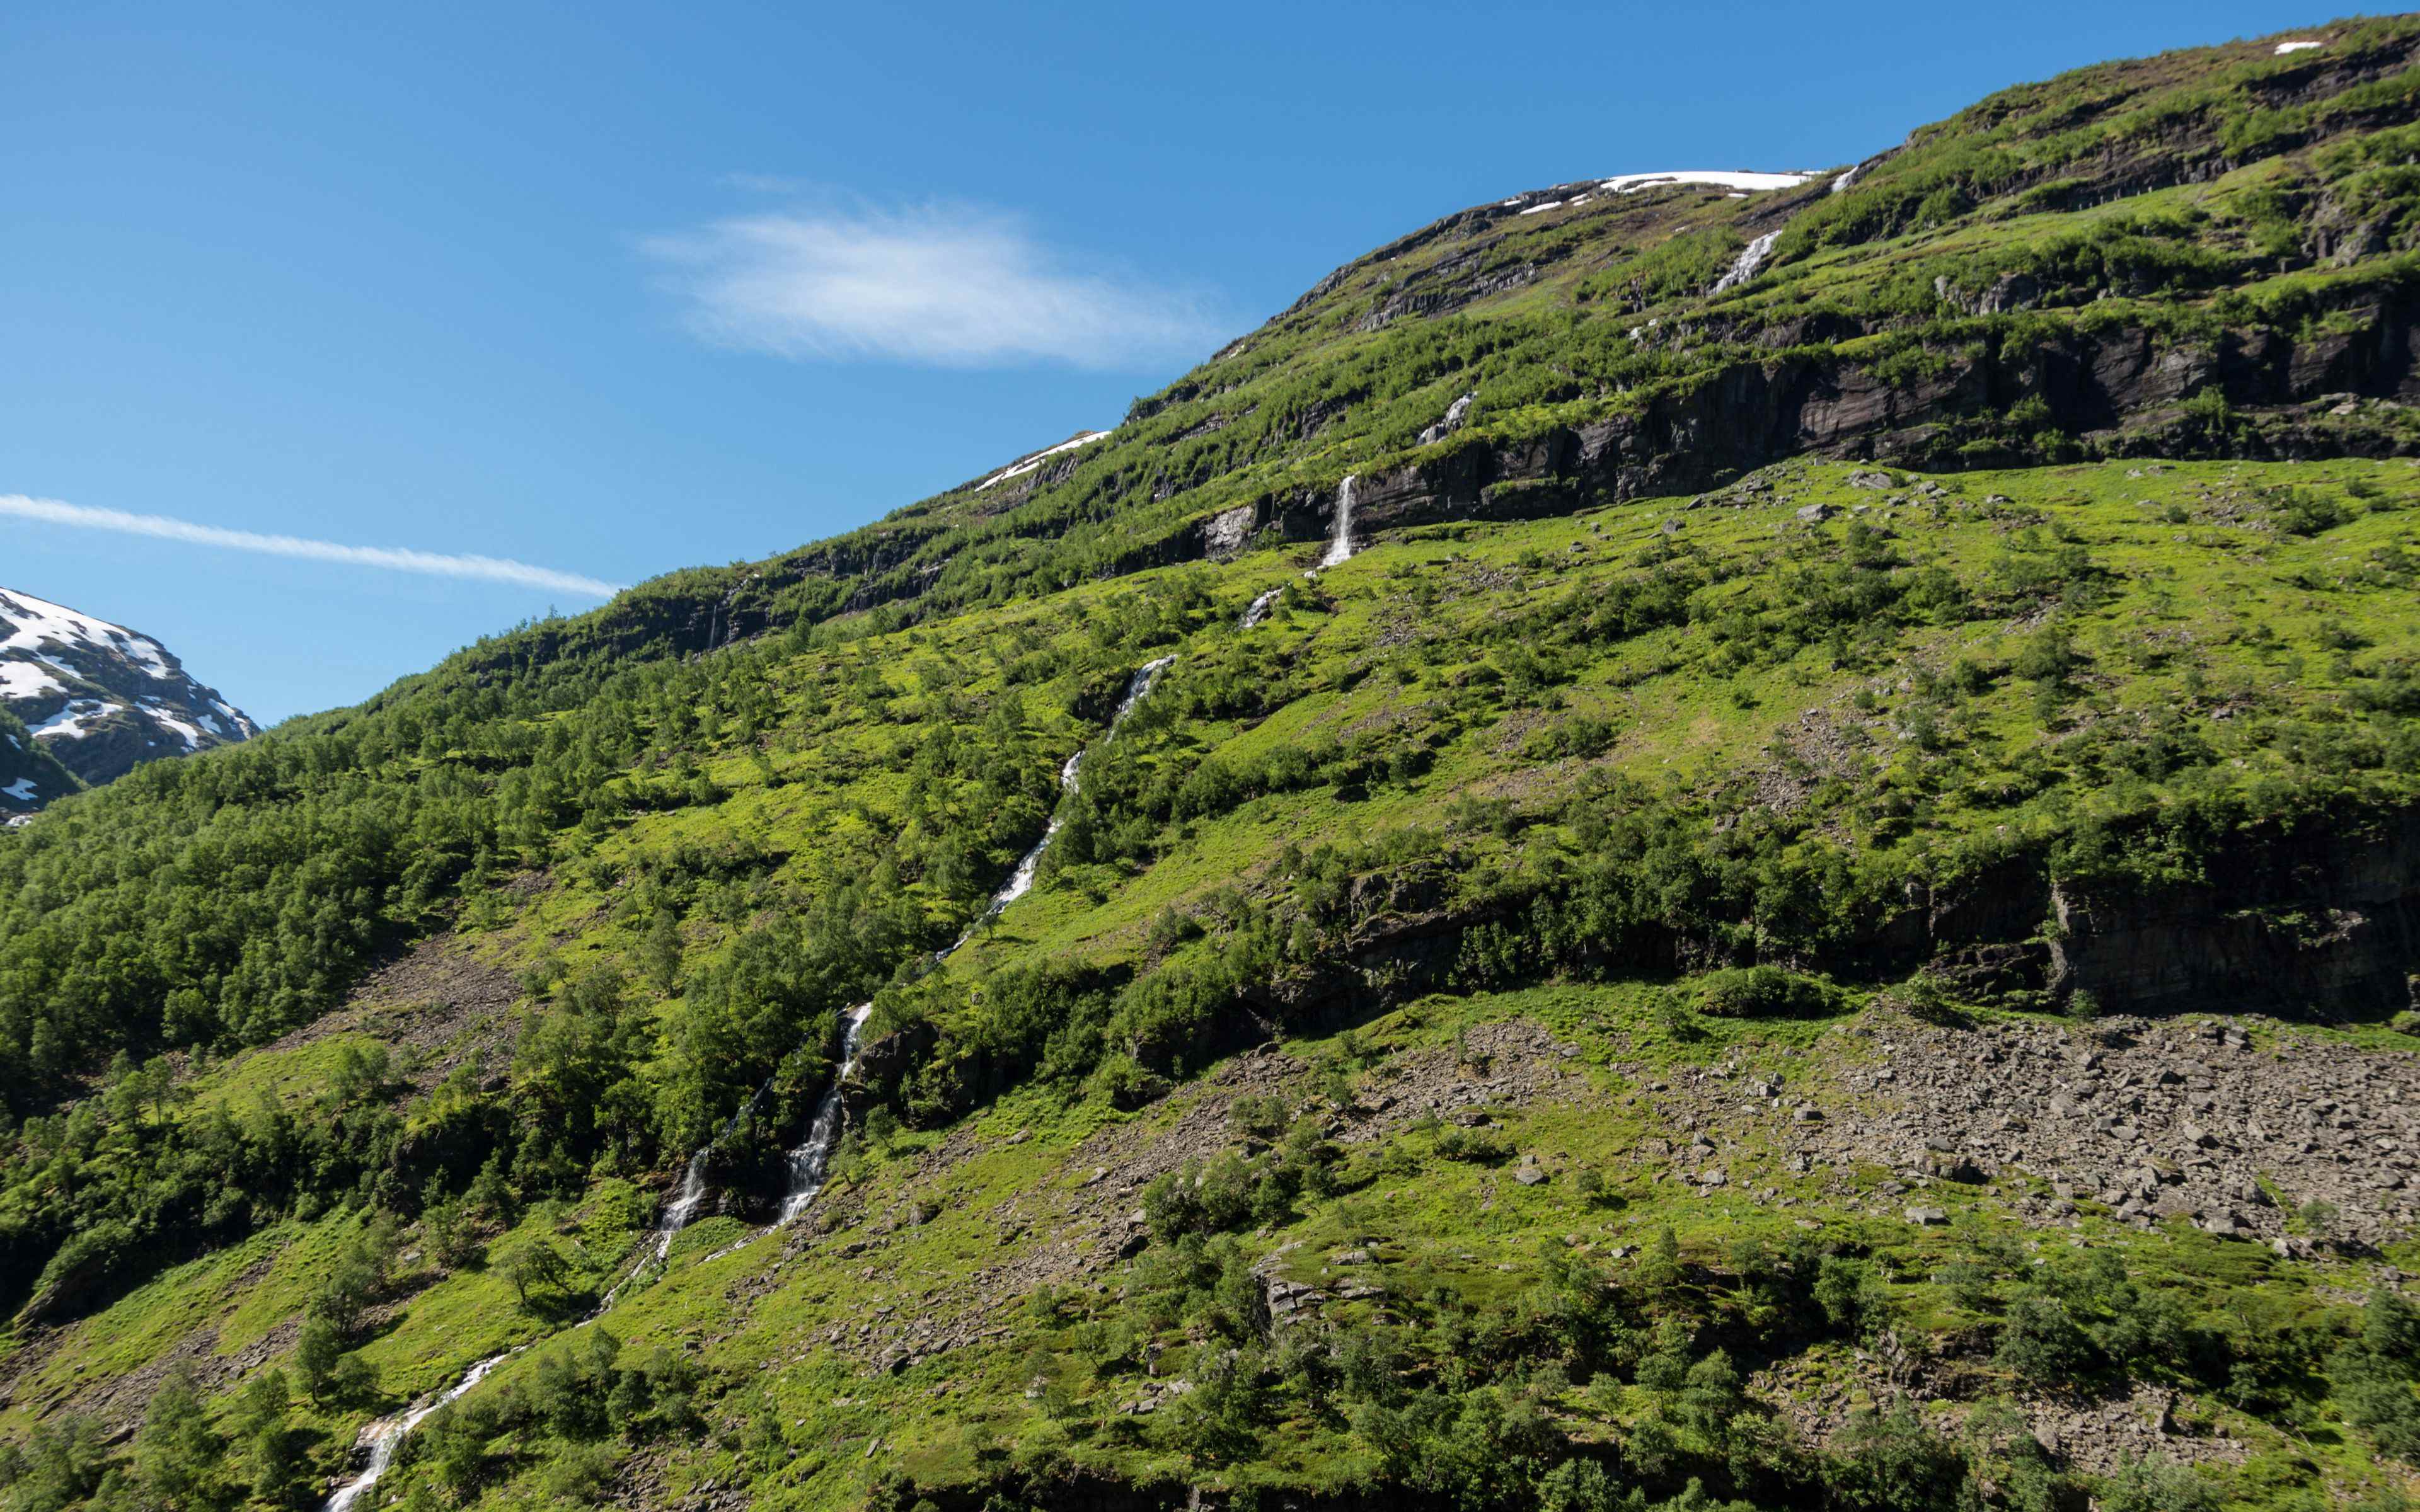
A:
[0, 585, 257, 805]
[1, 587, 175, 680]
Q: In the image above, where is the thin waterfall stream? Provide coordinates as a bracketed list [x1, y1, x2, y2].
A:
[320, 656, 1182, 1510]
[1712, 229, 1782, 294]
[321, 1349, 524, 1511]
[1236, 472, 1362, 630]
[1317, 474, 1357, 569]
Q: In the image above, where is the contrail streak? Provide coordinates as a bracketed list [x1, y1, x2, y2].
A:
[0, 494, 623, 598]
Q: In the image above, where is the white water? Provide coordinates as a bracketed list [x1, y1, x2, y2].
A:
[320, 655, 1184, 1510]
[957, 653, 1175, 936]
[324, 1347, 524, 1511]
[1317, 475, 1357, 570]
[974, 750, 1083, 927]
[655, 1152, 712, 1256]
[1239, 588, 1282, 629]
[776, 1004, 877, 1223]
[1830, 162, 1864, 195]
[1099, 656, 1176, 741]
[1712, 229, 1782, 294]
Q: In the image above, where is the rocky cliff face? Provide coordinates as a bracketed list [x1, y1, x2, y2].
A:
[0, 587, 256, 811]
[1214, 291, 2420, 559]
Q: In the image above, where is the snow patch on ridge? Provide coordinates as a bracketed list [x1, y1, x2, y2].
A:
[2275, 39, 2324, 54]
[974, 430, 1112, 491]
[0, 663, 62, 701]
[1510, 171, 1816, 219]
[1600, 169, 1817, 195]
[144, 703, 207, 750]
[1, 585, 260, 801]
[31, 701, 122, 740]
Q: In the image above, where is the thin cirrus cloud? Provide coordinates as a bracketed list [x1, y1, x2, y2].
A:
[0, 495, 624, 598]
[644, 202, 1228, 370]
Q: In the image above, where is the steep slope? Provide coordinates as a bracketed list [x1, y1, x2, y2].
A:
[3, 20, 2420, 1512]
[452, 16, 2420, 676]
[0, 586, 258, 810]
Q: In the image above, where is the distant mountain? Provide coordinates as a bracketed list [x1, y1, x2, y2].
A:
[0, 586, 256, 815]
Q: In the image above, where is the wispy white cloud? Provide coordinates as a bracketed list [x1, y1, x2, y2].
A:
[644, 202, 1225, 369]
[0, 495, 623, 598]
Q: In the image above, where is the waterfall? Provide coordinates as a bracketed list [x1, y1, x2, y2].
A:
[962, 654, 1173, 931]
[1712, 229, 1782, 294]
[323, 1347, 525, 1511]
[776, 1004, 875, 1223]
[1239, 588, 1282, 629]
[971, 749, 1082, 930]
[1830, 162, 1863, 195]
[630, 1080, 773, 1269]
[654, 1151, 710, 1256]
[1317, 475, 1357, 569]
[679, 655, 1175, 1233]
[1109, 656, 1177, 724]
[321, 654, 1184, 1508]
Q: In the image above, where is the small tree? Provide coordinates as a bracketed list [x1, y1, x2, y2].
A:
[134, 1369, 226, 1509]
[295, 1314, 345, 1401]
[506, 1238, 573, 1310]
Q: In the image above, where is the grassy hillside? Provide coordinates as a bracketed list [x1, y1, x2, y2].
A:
[5, 18, 2420, 1512]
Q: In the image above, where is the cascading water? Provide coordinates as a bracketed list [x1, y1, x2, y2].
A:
[587, 1146, 707, 1314]
[955, 655, 1173, 936]
[1317, 474, 1358, 569]
[321, 655, 1182, 1510]
[323, 1347, 524, 1511]
[776, 1004, 875, 1223]
[622, 1080, 773, 1274]
[1712, 229, 1782, 294]
[1239, 588, 1282, 629]
[655, 1150, 712, 1256]
[724, 656, 1175, 1227]
[966, 750, 1081, 935]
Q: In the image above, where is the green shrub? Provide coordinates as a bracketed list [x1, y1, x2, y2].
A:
[1141, 1153, 1255, 1240]
[1693, 966, 1843, 1018]
[1996, 1295, 2100, 1385]
[2099, 1455, 2220, 1512]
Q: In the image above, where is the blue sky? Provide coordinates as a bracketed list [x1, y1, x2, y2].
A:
[3, 0, 2339, 723]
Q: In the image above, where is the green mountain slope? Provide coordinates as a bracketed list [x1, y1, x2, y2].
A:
[6, 20, 2420, 1512]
